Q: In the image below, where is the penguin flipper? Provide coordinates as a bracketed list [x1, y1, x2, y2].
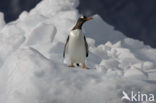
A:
[84, 36, 89, 57]
[63, 35, 69, 58]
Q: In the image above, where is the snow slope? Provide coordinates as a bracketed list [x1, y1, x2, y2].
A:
[0, 0, 156, 103]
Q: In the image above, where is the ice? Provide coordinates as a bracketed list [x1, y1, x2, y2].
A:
[0, 24, 25, 67]
[30, 0, 79, 17]
[17, 14, 47, 33]
[124, 67, 148, 80]
[25, 23, 56, 45]
[0, 0, 156, 103]
[143, 61, 155, 70]
[0, 12, 5, 30]
[19, 11, 28, 21]
[83, 15, 126, 45]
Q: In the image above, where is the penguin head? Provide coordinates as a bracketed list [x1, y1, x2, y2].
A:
[78, 16, 92, 23]
[72, 16, 93, 30]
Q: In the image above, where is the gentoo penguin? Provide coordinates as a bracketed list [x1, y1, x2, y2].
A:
[63, 16, 92, 69]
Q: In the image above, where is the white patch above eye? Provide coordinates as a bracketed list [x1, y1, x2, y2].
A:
[80, 16, 84, 19]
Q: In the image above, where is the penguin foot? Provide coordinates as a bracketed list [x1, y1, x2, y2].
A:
[68, 64, 75, 68]
[82, 64, 89, 69]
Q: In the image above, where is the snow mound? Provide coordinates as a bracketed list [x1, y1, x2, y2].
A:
[0, 12, 5, 30]
[0, 0, 156, 103]
[83, 15, 125, 45]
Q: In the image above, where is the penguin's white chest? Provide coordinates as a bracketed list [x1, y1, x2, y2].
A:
[68, 29, 86, 63]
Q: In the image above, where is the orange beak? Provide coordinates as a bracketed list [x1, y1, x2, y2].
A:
[86, 17, 93, 21]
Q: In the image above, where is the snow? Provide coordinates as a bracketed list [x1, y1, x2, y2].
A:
[83, 15, 126, 45]
[0, 12, 5, 30]
[0, 0, 156, 103]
